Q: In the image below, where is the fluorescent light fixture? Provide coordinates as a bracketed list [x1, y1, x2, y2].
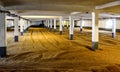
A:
[21, 16, 60, 18]
[71, 12, 81, 15]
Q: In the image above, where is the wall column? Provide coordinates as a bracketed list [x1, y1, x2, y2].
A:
[92, 11, 99, 50]
[69, 16, 74, 40]
[112, 19, 116, 38]
[0, 12, 7, 57]
[54, 18, 56, 32]
[14, 16, 19, 42]
[59, 17, 63, 35]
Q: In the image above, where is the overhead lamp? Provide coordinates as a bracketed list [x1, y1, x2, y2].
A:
[71, 12, 81, 15]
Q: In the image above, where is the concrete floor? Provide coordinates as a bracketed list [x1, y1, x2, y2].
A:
[0, 27, 120, 72]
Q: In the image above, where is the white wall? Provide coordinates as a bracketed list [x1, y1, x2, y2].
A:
[76, 18, 120, 29]
[31, 21, 42, 25]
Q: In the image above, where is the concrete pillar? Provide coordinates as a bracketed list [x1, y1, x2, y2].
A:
[23, 20, 26, 32]
[50, 19, 52, 31]
[28, 21, 31, 28]
[45, 20, 47, 28]
[112, 19, 116, 38]
[14, 16, 19, 42]
[54, 18, 56, 32]
[92, 11, 99, 50]
[67, 20, 69, 29]
[20, 19, 24, 36]
[59, 17, 63, 35]
[0, 12, 7, 57]
[80, 19, 83, 32]
[47, 20, 50, 28]
[69, 16, 74, 40]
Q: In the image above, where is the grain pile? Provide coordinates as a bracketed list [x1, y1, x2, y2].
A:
[0, 27, 120, 72]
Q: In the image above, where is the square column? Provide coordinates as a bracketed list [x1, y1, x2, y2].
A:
[0, 12, 7, 57]
[92, 11, 99, 50]
[45, 20, 47, 28]
[112, 19, 116, 38]
[66, 20, 69, 29]
[59, 17, 63, 35]
[47, 20, 50, 28]
[80, 19, 83, 32]
[54, 19, 56, 32]
[50, 19, 52, 31]
[69, 16, 74, 40]
[14, 17, 19, 42]
[24, 20, 27, 32]
[20, 19, 24, 36]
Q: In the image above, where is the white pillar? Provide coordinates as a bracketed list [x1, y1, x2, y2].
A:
[23, 19, 26, 32]
[28, 21, 29, 27]
[50, 19, 52, 31]
[54, 18, 56, 32]
[14, 16, 19, 42]
[0, 12, 7, 57]
[112, 19, 116, 38]
[45, 20, 47, 27]
[59, 17, 63, 35]
[69, 16, 74, 40]
[67, 20, 69, 29]
[47, 20, 50, 28]
[92, 11, 99, 50]
[20, 19, 24, 36]
[80, 19, 83, 32]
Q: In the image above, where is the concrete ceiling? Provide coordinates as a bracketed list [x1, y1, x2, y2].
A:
[0, 0, 119, 21]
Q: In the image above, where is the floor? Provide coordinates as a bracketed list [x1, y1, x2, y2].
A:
[1, 27, 120, 72]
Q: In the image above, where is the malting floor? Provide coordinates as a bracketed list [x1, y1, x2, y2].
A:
[1, 27, 120, 72]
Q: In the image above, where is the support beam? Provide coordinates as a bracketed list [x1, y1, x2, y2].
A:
[92, 11, 99, 50]
[96, 1, 120, 9]
[112, 19, 116, 38]
[0, 12, 7, 57]
[69, 16, 74, 40]
[54, 18, 56, 32]
[14, 16, 19, 42]
[59, 17, 63, 35]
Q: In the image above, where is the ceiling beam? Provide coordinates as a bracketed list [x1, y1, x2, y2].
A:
[95, 1, 120, 9]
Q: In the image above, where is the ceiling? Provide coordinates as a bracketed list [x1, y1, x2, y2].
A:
[0, 0, 119, 21]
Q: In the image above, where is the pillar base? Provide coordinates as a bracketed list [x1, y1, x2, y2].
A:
[112, 33, 115, 38]
[24, 30, 26, 33]
[50, 28, 52, 31]
[80, 28, 82, 32]
[0, 47, 6, 58]
[70, 34, 73, 40]
[60, 31, 62, 35]
[54, 29, 56, 32]
[21, 32, 23, 36]
[14, 36, 18, 42]
[92, 42, 98, 50]
[67, 27, 69, 29]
